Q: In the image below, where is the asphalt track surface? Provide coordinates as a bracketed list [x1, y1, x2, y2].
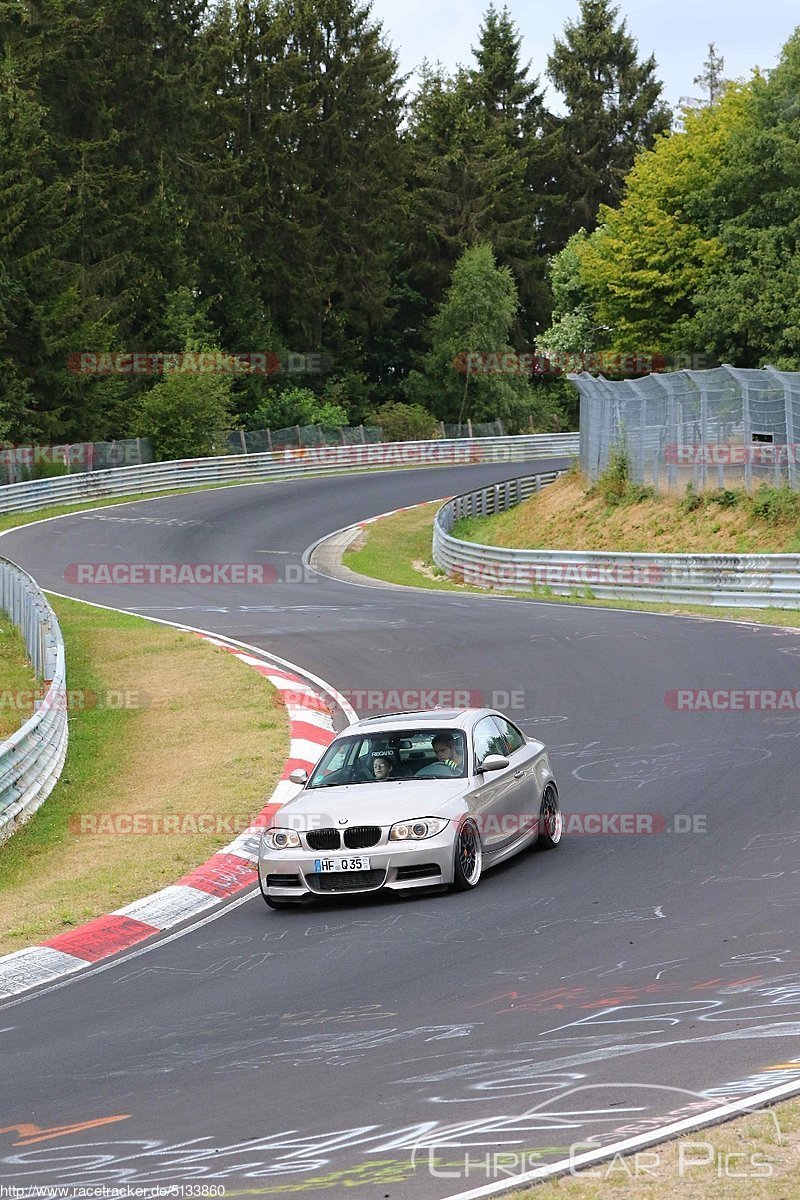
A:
[3, 458, 800, 1197]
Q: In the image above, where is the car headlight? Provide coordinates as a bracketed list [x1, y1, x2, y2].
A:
[389, 817, 449, 841]
[263, 827, 301, 850]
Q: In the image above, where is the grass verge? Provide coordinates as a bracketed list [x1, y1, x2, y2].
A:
[451, 471, 800, 554]
[0, 595, 287, 955]
[505, 1098, 800, 1199]
[342, 502, 800, 629]
[0, 619, 38, 740]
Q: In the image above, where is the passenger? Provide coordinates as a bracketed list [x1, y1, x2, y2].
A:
[372, 754, 394, 781]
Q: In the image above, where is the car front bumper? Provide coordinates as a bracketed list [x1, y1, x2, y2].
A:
[258, 831, 456, 900]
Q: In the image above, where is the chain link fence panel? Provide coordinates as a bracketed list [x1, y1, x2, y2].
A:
[571, 365, 800, 492]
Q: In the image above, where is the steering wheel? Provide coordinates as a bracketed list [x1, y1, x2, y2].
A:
[414, 761, 461, 779]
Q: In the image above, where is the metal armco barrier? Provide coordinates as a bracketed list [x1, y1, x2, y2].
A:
[433, 472, 800, 609]
[0, 561, 68, 843]
[0, 434, 579, 516]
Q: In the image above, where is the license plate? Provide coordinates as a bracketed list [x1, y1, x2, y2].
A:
[314, 857, 371, 872]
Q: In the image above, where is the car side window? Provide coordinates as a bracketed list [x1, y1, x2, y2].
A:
[492, 716, 525, 754]
[473, 716, 507, 767]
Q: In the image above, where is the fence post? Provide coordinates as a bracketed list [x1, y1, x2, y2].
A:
[467, 418, 473, 439]
[651, 373, 677, 490]
[266, 427, 273, 453]
[741, 382, 752, 491]
[359, 424, 366, 445]
[785, 379, 797, 490]
[699, 382, 708, 490]
[239, 430, 247, 454]
[766, 365, 796, 489]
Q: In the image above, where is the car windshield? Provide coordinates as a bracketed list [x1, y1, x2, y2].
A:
[308, 728, 468, 787]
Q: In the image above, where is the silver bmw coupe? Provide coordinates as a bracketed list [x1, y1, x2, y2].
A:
[258, 708, 562, 907]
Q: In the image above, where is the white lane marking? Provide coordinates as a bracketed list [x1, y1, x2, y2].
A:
[441, 1077, 800, 1199]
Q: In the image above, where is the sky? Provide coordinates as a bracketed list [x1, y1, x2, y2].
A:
[370, 0, 797, 110]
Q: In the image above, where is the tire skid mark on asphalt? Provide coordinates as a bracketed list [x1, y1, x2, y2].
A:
[0, 634, 335, 1000]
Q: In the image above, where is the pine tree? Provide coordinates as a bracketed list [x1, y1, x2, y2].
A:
[406, 9, 554, 345]
[546, 0, 671, 249]
[694, 44, 726, 106]
[404, 243, 561, 430]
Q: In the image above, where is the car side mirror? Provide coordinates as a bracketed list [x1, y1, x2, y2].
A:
[478, 754, 509, 773]
[289, 767, 309, 785]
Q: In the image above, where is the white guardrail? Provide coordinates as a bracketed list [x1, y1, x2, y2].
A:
[433, 471, 800, 608]
[0, 561, 67, 843]
[0, 434, 579, 515]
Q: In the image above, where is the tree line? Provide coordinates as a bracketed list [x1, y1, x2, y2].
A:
[1, 0, 671, 455]
[541, 32, 800, 372]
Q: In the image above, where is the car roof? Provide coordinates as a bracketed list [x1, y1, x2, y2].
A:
[345, 708, 498, 734]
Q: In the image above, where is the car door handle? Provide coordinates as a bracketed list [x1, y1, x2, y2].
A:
[513, 770, 524, 779]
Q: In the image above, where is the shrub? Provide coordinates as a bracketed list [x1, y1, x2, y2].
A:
[751, 484, 800, 524]
[707, 487, 744, 509]
[250, 387, 348, 431]
[590, 444, 652, 506]
[367, 402, 439, 442]
[679, 482, 704, 514]
[133, 362, 234, 461]
[593, 443, 631, 505]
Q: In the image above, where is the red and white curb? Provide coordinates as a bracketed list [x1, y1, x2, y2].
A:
[0, 634, 336, 999]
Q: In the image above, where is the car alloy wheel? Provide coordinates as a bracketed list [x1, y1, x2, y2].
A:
[538, 784, 563, 849]
[452, 819, 483, 890]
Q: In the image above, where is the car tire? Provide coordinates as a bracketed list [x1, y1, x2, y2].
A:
[451, 819, 483, 890]
[537, 784, 563, 850]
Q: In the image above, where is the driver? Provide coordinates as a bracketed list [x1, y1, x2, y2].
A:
[432, 732, 464, 774]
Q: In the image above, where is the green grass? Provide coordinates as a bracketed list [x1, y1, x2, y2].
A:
[343, 502, 800, 629]
[0, 617, 38, 740]
[0, 595, 288, 954]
